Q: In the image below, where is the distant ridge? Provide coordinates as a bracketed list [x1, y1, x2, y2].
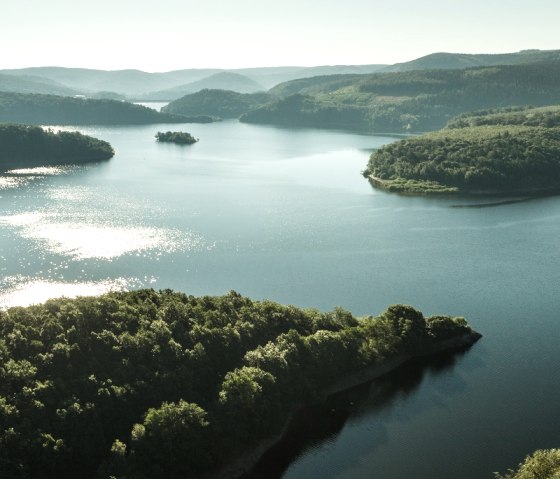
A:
[140, 72, 266, 101]
[0, 72, 80, 96]
[0, 65, 387, 98]
[2, 50, 559, 100]
[380, 49, 560, 72]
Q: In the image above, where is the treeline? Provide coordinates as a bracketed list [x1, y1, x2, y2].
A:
[0, 289, 475, 478]
[240, 62, 560, 133]
[155, 131, 198, 145]
[364, 125, 560, 194]
[0, 92, 207, 125]
[0, 124, 114, 170]
[162, 89, 272, 119]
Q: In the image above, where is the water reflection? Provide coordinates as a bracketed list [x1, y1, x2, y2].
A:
[0, 213, 207, 260]
[247, 347, 473, 479]
[0, 276, 138, 309]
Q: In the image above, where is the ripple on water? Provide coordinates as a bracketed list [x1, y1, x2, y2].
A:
[0, 176, 32, 190]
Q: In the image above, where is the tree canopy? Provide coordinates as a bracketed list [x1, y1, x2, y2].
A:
[155, 131, 198, 145]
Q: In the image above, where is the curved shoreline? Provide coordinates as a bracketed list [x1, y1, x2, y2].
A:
[209, 331, 482, 479]
[368, 174, 560, 198]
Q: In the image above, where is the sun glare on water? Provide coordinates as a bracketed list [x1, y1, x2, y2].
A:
[0, 277, 135, 309]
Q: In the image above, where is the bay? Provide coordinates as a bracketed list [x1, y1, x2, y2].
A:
[1, 119, 559, 478]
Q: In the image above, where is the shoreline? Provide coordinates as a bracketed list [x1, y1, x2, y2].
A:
[210, 331, 482, 479]
[367, 174, 560, 198]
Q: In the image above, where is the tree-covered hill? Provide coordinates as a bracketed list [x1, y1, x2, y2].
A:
[379, 49, 560, 73]
[241, 62, 560, 133]
[363, 108, 560, 195]
[0, 73, 81, 96]
[162, 89, 273, 119]
[0, 92, 194, 125]
[0, 289, 477, 478]
[0, 124, 114, 171]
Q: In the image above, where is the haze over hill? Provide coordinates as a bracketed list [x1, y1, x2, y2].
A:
[139, 72, 266, 101]
[0, 65, 386, 98]
[1, 50, 558, 100]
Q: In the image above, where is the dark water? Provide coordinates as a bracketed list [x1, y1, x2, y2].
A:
[1, 120, 559, 478]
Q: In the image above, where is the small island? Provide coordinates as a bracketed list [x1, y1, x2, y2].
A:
[0, 289, 480, 479]
[0, 123, 114, 171]
[155, 130, 198, 145]
[363, 106, 560, 195]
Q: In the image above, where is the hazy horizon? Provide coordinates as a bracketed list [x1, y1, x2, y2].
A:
[2, 0, 559, 72]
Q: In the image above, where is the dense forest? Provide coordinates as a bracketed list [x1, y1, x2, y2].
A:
[0, 124, 114, 171]
[155, 131, 198, 145]
[495, 449, 560, 479]
[446, 105, 560, 129]
[240, 62, 560, 133]
[0, 92, 209, 125]
[162, 89, 272, 119]
[0, 289, 477, 478]
[363, 107, 560, 194]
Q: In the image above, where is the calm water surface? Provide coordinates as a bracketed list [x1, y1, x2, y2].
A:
[1, 120, 559, 478]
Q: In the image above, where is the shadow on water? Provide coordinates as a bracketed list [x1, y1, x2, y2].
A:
[450, 197, 534, 208]
[244, 346, 472, 479]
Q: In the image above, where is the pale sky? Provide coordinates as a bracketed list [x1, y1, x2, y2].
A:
[2, 0, 559, 71]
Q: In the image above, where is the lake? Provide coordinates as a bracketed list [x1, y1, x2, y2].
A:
[1, 119, 559, 478]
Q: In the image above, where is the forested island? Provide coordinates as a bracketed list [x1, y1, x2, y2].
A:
[155, 131, 198, 145]
[240, 61, 560, 133]
[0, 124, 114, 171]
[0, 289, 479, 478]
[363, 106, 560, 195]
[0, 92, 213, 125]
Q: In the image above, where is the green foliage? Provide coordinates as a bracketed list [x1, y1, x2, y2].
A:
[242, 62, 560, 133]
[495, 449, 560, 479]
[364, 125, 560, 194]
[162, 89, 273, 119]
[155, 131, 198, 145]
[240, 93, 367, 130]
[0, 289, 474, 478]
[0, 92, 190, 125]
[447, 105, 560, 129]
[0, 124, 114, 171]
[130, 400, 212, 477]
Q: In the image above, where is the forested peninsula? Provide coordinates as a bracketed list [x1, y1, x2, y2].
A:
[0, 289, 479, 479]
[363, 106, 560, 195]
[0, 124, 114, 171]
[0, 92, 212, 125]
